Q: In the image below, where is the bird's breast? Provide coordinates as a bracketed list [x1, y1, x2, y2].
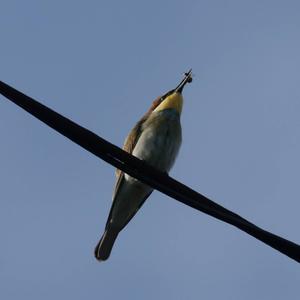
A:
[131, 109, 182, 173]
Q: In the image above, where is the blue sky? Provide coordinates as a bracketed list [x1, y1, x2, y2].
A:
[1, 1, 300, 299]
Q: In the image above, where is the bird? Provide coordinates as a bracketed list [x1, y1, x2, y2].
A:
[94, 70, 192, 261]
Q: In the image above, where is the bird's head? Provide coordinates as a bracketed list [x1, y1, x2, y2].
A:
[153, 69, 192, 115]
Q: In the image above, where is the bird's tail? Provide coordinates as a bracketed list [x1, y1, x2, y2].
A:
[94, 227, 119, 261]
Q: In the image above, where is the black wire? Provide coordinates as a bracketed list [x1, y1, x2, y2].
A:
[0, 80, 299, 263]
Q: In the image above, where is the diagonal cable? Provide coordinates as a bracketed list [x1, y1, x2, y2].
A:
[0, 80, 299, 263]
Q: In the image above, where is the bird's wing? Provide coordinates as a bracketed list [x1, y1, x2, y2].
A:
[106, 185, 153, 231]
[105, 97, 164, 229]
[105, 118, 152, 230]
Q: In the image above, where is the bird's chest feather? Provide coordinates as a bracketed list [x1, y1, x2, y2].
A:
[131, 109, 182, 172]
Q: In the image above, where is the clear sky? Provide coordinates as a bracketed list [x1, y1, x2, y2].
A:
[1, 1, 300, 299]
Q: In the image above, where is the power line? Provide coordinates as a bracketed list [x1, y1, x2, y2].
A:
[0, 80, 299, 263]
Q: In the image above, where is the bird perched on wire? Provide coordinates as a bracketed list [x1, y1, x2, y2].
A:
[94, 70, 193, 261]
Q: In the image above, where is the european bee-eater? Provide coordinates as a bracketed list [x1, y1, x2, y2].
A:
[94, 71, 192, 261]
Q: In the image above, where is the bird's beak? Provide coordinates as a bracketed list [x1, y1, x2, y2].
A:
[174, 69, 193, 94]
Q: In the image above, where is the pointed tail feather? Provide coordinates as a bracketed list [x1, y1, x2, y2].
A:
[94, 228, 119, 261]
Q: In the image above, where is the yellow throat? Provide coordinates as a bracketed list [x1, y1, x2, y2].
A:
[154, 92, 183, 114]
